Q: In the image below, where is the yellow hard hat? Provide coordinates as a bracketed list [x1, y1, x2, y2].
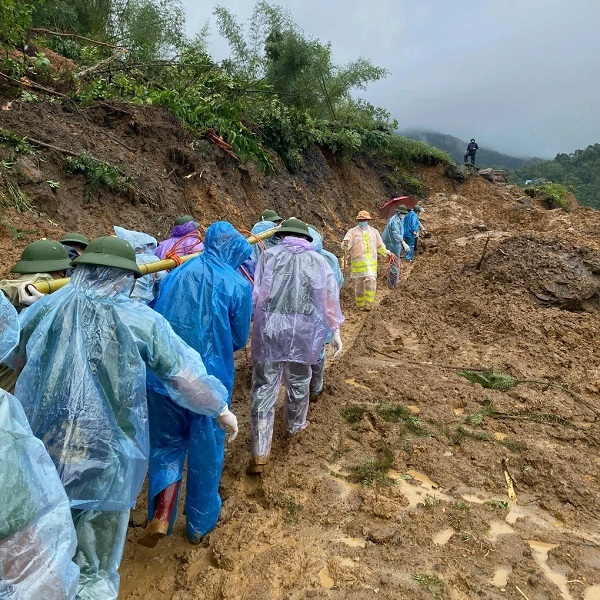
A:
[356, 210, 373, 221]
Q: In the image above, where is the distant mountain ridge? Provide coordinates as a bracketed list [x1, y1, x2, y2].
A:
[402, 130, 533, 170]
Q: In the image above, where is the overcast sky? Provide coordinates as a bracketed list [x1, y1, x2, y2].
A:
[181, 0, 600, 158]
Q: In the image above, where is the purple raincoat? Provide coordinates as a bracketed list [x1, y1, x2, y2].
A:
[155, 220, 204, 259]
[251, 236, 344, 365]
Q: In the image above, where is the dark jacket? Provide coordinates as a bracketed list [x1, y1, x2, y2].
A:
[466, 142, 478, 153]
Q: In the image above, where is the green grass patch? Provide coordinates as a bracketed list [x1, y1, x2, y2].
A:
[412, 572, 446, 597]
[346, 442, 395, 487]
[341, 404, 368, 424]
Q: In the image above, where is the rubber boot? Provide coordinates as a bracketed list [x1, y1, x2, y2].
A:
[246, 455, 269, 476]
[138, 481, 179, 548]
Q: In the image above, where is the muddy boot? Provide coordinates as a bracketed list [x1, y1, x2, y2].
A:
[247, 455, 269, 476]
[137, 481, 179, 548]
[310, 390, 323, 403]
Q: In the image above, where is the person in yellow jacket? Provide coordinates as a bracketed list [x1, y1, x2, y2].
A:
[342, 210, 390, 310]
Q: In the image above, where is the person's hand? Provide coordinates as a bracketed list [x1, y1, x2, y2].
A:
[18, 281, 45, 306]
[386, 249, 392, 257]
[217, 406, 238, 442]
[331, 330, 343, 358]
[402, 241, 410, 252]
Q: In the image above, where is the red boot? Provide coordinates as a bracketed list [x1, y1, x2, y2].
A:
[138, 481, 179, 548]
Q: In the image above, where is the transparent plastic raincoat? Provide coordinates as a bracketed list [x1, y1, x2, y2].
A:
[381, 213, 405, 258]
[307, 227, 344, 395]
[155, 220, 204, 259]
[147, 222, 252, 539]
[251, 236, 344, 365]
[0, 293, 78, 599]
[250, 220, 279, 263]
[114, 226, 165, 304]
[342, 224, 387, 279]
[9, 264, 228, 599]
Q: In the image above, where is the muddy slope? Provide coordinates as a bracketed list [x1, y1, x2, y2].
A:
[1, 101, 599, 600]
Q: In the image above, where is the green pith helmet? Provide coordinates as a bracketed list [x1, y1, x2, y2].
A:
[174, 215, 199, 227]
[396, 204, 409, 214]
[260, 209, 283, 223]
[275, 218, 313, 242]
[60, 232, 90, 247]
[11, 240, 72, 274]
[72, 236, 142, 277]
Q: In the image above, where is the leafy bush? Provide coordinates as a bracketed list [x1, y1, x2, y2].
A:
[525, 182, 571, 210]
[64, 151, 130, 197]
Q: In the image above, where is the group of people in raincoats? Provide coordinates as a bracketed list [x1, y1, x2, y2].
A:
[342, 204, 425, 309]
[0, 211, 347, 599]
[0, 202, 425, 598]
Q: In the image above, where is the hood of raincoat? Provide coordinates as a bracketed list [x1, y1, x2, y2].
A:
[0, 293, 18, 362]
[308, 227, 323, 252]
[278, 235, 315, 254]
[114, 225, 158, 255]
[170, 220, 199, 238]
[10, 263, 227, 511]
[204, 221, 252, 269]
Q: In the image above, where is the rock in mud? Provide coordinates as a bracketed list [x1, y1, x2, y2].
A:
[365, 525, 398, 544]
[15, 156, 43, 183]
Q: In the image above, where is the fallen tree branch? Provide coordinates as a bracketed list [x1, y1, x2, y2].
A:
[75, 47, 128, 79]
[368, 345, 486, 372]
[0, 71, 68, 98]
[30, 28, 124, 50]
[27, 137, 79, 156]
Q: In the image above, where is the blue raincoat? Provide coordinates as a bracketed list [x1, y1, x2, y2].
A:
[0, 294, 78, 599]
[252, 236, 344, 365]
[148, 222, 252, 540]
[403, 210, 419, 260]
[381, 213, 405, 257]
[8, 264, 227, 599]
[250, 220, 279, 263]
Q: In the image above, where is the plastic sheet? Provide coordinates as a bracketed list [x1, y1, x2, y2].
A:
[342, 224, 387, 279]
[309, 345, 326, 395]
[250, 361, 312, 458]
[114, 225, 165, 304]
[148, 222, 252, 538]
[250, 220, 279, 263]
[10, 264, 228, 513]
[0, 293, 78, 599]
[308, 227, 344, 290]
[155, 220, 204, 259]
[252, 236, 344, 365]
[71, 509, 129, 600]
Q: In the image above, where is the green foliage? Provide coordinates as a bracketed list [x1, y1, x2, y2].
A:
[347, 442, 395, 487]
[422, 494, 439, 510]
[512, 143, 600, 210]
[459, 369, 518, 391]
[0, 218, 36, 241]
[452, 501, 471, 511]
[0, 0, 36, 48]
[485, 499, 509, 510]
[271, 493, 303, 522]
[376, 403, 429, 436]
[412, 573, 446, 597]
[0, 179, 34, 212]
[525, 181, 571, 210]
[64, 151, 129, 197]
[341, 405, 368, 424]
[0, 129, 34, 155]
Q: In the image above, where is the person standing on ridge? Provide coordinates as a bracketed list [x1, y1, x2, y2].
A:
[155, 215, 204, 259]
[140, 222, 252, 547]
[249, 218, 343, 474]
[464, 138, 478, 165]
[342, 211, 391, 309]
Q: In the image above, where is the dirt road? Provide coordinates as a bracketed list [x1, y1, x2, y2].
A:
[120, 182, 600, 600]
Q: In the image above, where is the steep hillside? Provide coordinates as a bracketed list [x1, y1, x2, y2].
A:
[1, 102, 600, 600]
[404, 130, 533, 170]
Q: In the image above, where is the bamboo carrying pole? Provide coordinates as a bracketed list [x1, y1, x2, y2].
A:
[32, 225, 280, 294]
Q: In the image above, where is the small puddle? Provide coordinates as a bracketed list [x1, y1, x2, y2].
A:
[462, 493, 485, 504]
[328, 465, 361, 498]
[344, 378, 370, 390]
[487, 521, 514, 543]
[585, 585, 600, 600]
[493, 432, 507, 441]
[433, 528, 455, 545]
[453, 407, 465, 416]
[407, 470, 438, 489]
[339, 558, 357, 567]
[335, 537, 366, 549]
[319, 566, 335, 589]
[528, 541, 573, 600]
[408, 405, 421, 414]
[492, 566, 512, 588]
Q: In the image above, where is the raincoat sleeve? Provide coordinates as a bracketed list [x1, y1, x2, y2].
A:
[342, 229, 354, 250]
[391, 217, 404, 244]
[230, 283, 253, 352]
[375, 229, 387, 256]
[325, 265, 344, 333]
[133, 314, 228, 417]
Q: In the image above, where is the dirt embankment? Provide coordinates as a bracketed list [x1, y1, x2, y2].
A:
[1, 101, 600, 600]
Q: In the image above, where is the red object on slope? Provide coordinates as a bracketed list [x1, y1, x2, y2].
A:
[379, 195, 417, 219]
